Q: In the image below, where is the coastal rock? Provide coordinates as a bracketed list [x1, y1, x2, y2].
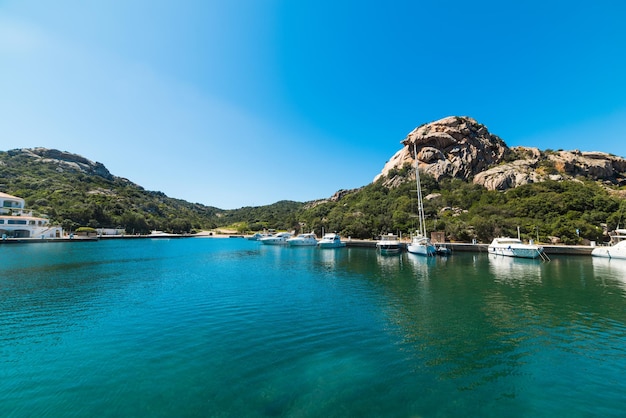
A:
[374, 116, 511, 185]
[547, 150, 626, 183]
[8, 148, 114, 180]
[375, 117, 626, 191]
[473, 159, 542, 190]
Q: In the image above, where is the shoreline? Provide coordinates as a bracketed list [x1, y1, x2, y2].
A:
[0, 233, 597, 256]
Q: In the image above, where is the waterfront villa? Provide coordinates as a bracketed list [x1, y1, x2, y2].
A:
[0, 192, 63, 239]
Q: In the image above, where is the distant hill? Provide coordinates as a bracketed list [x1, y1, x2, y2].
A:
[3, 116, 626, 243]
[295, 117, 626, 244]
[0, 148, 302, 234]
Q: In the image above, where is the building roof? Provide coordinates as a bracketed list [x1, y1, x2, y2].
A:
[0, 192, 22, 200]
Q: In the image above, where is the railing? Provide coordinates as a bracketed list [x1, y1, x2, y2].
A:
[0, 209, 36, 217]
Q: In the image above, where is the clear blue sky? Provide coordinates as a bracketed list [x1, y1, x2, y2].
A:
[2, 0, 625, 209]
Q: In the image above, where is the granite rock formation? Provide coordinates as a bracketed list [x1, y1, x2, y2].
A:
[8, 148, 114, 180]
[375, 116, 626, 190]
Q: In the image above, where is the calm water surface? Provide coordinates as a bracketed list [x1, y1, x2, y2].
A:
[1, 238, 626, 417]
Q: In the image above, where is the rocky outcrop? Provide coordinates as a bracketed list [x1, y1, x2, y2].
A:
[474, 148, 626, 190]
[375, 116, 511, 185]
[547, 150, 626, 181]
[473, 159, 542, 190]
[375, 117, 626, 191]
[8, 148, 114, 180]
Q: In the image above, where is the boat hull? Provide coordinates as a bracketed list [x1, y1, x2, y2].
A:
[488, 237, 544, 259]
[260, 239, 288, 245]
[318, 233, 345, 249]
[259, 232, 292, 245]
[376, 234, 402, 255]
[488, 246, 543, 259]
[591, 241, 626, 259]
[407, 242, 436, 256]
[318, 242, 346, 249]
[287, 240, 317, 246]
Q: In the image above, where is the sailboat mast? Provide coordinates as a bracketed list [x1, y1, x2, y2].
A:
[414, 143, 427, 237]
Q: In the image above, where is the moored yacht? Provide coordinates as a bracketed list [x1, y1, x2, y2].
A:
[260, 231, 292, 245]
[287, 233, 318, 246]
[488, 237, 545, 259]
[0, 192, 63, 239]
[406, 143, 436, 257]
[318, 233, 346, 249]
[407, 234, 436, 256]
[591, 229, 626, 259]
[247, 232, 272, 241]
[376, 233, 402, 255]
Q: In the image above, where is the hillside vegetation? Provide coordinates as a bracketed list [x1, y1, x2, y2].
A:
[297, 166, 626, 245]
[2, 147, 625, 244]
[0, 149, 304, 234]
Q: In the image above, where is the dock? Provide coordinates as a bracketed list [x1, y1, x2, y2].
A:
[0, 234, 597, 255]
[343, 239, 595, 256]
[0, 236, 99, 244]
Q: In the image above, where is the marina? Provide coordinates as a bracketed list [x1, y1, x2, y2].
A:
[0, 232, 599, 255]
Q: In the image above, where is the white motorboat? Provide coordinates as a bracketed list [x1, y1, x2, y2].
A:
[318, 233, 346, 249]
[407, 144, 436, 257]
[247, 232, 272, 241]
[376, 233, 402, 255]
[287, 233, 318, 246]
[488, 237, 545, 259]
[591, 229, 626, 259]
[259, 231, 291, 245]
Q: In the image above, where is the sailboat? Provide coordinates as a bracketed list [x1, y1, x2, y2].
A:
[407, 143, 436, 256]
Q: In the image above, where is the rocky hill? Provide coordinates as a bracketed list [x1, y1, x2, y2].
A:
[375, 116, 626, 190]
[0, 147, 304, 234]
[4, 118, 626, 243]
[0, 148, 221, 233]
[8, 148, 115, 180]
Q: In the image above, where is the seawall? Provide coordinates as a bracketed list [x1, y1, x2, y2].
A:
[343, 239, 594, 256]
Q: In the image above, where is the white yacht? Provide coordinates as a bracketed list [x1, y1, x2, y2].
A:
[318, 233, 346, 249]
[246, 232, 272, 241]
[376, 233, 402, 255]
[287, 233, 318, 246]
[591, 229, 626, 259]
[0, 192, 63, 239]
[488, 237, 545, 259]
[259, 231, 292, 245]
[408, 235, 436, 256]
[406, 144, 436, 257]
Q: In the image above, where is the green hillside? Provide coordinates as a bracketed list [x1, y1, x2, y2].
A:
[296, 165, 626, 245]
[2, 148, 625, 243]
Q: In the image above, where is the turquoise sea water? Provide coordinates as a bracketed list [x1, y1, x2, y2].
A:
[1, 238, 626, 417]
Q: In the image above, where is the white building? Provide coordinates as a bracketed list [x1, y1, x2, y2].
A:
[0, 192, 63, 239]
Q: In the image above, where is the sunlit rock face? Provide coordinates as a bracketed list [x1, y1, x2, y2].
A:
[375, 116, 626, 190]
[9, 147, 114, 180]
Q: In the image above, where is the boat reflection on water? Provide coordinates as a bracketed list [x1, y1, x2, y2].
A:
[591, 256, 626, 291]
[405, 252, 437, 279]
[488, 253, 542, 285]
[376, 249, 404, 274]
[319, 245, 340, 268]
